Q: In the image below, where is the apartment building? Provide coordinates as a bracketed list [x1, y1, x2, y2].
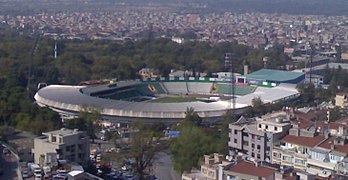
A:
[273, 123, 348, 178]
[272, 125, 326, 171]
[182, 153, 230, 180]
[335, 93, 348, 108]
[223, 161, 278, 180]
[307, 135, 348, 177]
[138, 68, 160, 78]
[32, 128, 90, 167]
[228, 112, 292, 162]
[182, 153, 296, 180]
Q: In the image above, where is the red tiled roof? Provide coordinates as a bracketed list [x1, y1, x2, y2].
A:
[294, 111, 317, 121]
[318, 137, 348, 154]
[315, 121, 348, 131]
[292, 119, 314, 129]
[281, 135, 326, 148]
[225, 161, 277, 178]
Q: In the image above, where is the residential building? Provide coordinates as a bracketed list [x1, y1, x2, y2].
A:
[223, 161, 278, 180]
[182, 153, 231, 180]
[138, 68, 160, 78]
[335, 93, 348, 108]
[307, 135, 348, 177]
[32, 128, 90, 167]
[182, 153, 311, 180]
[273, 123, 348, 178]
[272, 125, 326, 171]
[228, 112, 292, 162]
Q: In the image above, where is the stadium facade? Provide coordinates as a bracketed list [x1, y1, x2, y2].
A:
[34, 69, 304, 123]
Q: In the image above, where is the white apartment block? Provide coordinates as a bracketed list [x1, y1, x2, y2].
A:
[32, 128, 90, 167]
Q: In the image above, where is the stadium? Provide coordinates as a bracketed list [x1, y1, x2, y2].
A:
[34, 69, 304, 123]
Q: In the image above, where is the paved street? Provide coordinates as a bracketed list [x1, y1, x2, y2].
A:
[0, 144, 19, 180]
[154, 152, 180, 180]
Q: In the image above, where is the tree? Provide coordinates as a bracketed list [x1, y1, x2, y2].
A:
[171, 108, 216, 173]
[183, 107, 202, 126]
[116, 122, 165, 180]
[171, 124, 216, 173]
[328, 107, 341, 121]
[65, 106, 101, 142]
[215, 111, 238, 154]
[297, 83, 315, 104]
[251, 97, 266, 115]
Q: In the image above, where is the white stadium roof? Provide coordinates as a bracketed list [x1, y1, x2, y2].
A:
[34, 82, 299, 121]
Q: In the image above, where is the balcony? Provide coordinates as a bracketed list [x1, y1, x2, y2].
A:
[272, 156, 281, 164]
[293, 163, 306, 170]
[307, 158, 336, 170]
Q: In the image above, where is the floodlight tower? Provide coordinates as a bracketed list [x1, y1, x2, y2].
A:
[224, 53, 236, 110]
[306, 41, 313, 84]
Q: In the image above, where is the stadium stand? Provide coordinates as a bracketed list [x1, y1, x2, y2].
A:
[144, 82, 166, 94]
[162, 82, 188, 94]
[187, 82, 213, 94]
[135, 84, 154, 96]
[216, 83, 256, 96]
[159, 82, 168, 94]
[99, 89, 140, 100]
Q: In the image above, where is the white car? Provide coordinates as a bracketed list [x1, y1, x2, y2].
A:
[22, 171, 30, 178]
[34, 173, 42, 180]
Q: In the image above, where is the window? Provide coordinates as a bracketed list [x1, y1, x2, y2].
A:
[330, 154, 342, 162]
[274, 127, 278, 131]
[251, 153, 255, 157]
[234, 130, 238, 135]
[252, 144, 255, 148]
[51, 136, 56, 142]
[257, 154, 260, 159]
[257, 136, 261, 140]
[70, 145, 75, 153]
[273, 152, 281, 158]
[243, 141, 249, 146]
[310, 151, 325, 161]
[294, 158, 305, 165]
[257, 145, 261, 150]
[258, 124, 262, 128]
[265, 125, 268, 129]
[251, 135, 255, 139]
[234, 139, 237, 144]
[282, 156, 293, 162]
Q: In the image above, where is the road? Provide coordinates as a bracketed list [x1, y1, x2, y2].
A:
[154, 152, 180, 180]
[0, 144, 19, 180]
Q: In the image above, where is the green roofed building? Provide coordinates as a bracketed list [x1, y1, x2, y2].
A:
[246, 69, 305, 85]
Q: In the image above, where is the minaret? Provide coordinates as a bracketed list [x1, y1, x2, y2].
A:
[54, 42, 57, 59]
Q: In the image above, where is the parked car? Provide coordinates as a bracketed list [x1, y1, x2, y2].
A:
[34, 173, 42, 180]
[2, 148, 10, 155]
[53, 173, 68, 180]
[22, 171, 31, 178]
